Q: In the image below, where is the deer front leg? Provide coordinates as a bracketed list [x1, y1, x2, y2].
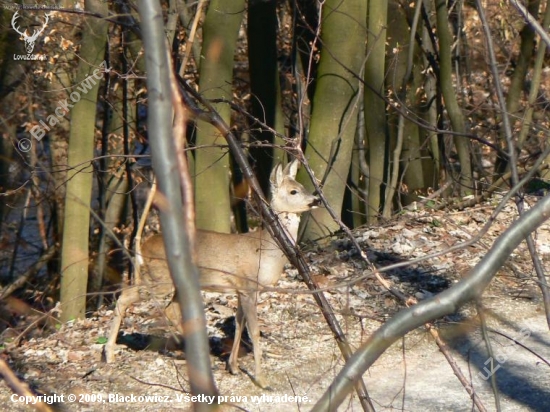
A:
[228, 294, 245, 376]
[239, 292, 268, 388]
[104, 286, 140, 363]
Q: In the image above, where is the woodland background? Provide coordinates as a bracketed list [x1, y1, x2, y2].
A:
[0, 0, 550, 410]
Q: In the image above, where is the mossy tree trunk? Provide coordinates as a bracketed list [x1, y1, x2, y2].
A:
[435, 0, 473, 196]
[60, 0, 108, 321]
[364, 0, 388, 223]
[194, 0, 245, 233]
[299, 0, 367, 241]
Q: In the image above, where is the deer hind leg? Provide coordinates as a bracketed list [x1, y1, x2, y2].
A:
[104, 286, 141, 363]
[239, 292, 267, 388]
[228, 294, 246, 376]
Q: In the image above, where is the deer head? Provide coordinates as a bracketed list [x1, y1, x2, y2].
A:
[12, 11, 50, 54]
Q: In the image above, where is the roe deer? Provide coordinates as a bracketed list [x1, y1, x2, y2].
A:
[104, 159, 318, 388]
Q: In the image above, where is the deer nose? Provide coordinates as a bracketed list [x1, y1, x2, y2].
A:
[309, 196, 321, 208]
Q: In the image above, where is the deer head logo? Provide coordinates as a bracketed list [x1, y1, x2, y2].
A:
[11, 11, 50, 54]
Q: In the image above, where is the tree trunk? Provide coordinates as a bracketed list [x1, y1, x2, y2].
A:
[495, 0, 540, 176]
[364, 0, 388, 223]
[435, 0, 473, 196]
[194, 0, 245, 233]
[422, 0, 442, 191]
[247, 0, 286, 196]
[386, 1, 432, 211]
[91, 82, 131, 304]
[0, 8, 22, 226]
[300, 0, 367, 241]
[60, 0, 108, 321]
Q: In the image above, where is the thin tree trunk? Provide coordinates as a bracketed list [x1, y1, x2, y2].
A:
[364, 0, 388, 223]
[91, 83, 131, 305]
[521, 0, 550, 163]
[435, 0, 473, 196]
[495, 0, 540, 176]
[423, 0, 442, 190]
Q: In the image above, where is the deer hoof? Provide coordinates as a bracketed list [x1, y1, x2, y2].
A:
[254, 374, 269, 389]
[227, 359, 239, 376]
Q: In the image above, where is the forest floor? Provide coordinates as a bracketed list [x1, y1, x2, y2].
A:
[1, 197, 550, 411]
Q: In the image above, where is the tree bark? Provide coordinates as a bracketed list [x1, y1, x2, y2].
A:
[435, 0, 473, 196]
[59, 0, 108, 321]
[364, 0, 388, 223]
[194, 0, 245, 233]
[300, 0, 367, 241]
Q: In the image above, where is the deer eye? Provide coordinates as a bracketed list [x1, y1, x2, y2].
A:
[290, 190, 298, 195]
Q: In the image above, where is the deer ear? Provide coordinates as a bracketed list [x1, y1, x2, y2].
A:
[270, 163, 284, 187]
[284, 159, 299, 179]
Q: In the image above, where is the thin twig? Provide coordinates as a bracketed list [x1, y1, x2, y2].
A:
[0, 358, 53, 412]
[427, 325, 488, 412]
[0, 246, 56, 300]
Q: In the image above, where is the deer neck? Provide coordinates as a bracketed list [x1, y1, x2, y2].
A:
[275, 212, 301, 245]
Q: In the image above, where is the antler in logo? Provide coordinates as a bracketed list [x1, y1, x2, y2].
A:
[12, 11, 50, 54]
